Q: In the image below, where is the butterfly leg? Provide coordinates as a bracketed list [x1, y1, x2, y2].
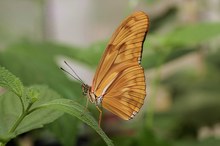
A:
[96, 106, 102, 127]
[81, 97, 89, 117]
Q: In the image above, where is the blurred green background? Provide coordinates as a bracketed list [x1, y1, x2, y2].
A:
[1, 0, 220, 146]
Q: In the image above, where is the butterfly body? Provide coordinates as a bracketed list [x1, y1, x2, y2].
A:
[83, 11, 149, 124]
[82, 84, 103, 105]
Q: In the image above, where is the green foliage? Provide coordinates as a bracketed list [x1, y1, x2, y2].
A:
[0, 42, 85, 146]
[142, 22, 220, 146]
[0, 41, 82, 99]
[0, 41, 96, 146]
[0, 66, 63, 145]
[37, 99, 113, 146]
[0, 67, 113, 146]
[49, 115, 78, 146]
[142, 23, 220, 68]
[163, 23, 220, 47]
[112, 127, 172, 146]
[0, 41, 102, 146]
[0, 86, 63, 136]
[173, 138, 220, 146]
[0, 66, 24, 97]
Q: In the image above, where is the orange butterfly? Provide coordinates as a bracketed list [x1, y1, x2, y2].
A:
[62, 11, 149, 126]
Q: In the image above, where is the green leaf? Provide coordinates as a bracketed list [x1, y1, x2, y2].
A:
[49, 115, 78, 146]
[163, 23, 220, 47]
[26, 87, 40, 104]
[0, 66, 24, 97]
[16, 86, 63, 135]
[0, 86, 63, 139]
[37, 99, 114, 146]
[141, 23, 220, 69]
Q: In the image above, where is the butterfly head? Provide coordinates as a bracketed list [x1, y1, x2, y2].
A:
[82, 84, 90, 96]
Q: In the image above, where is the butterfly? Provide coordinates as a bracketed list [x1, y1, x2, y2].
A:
[61, 11, 149, 126]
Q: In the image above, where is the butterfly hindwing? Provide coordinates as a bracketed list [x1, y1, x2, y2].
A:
[102, 64, 146, 120]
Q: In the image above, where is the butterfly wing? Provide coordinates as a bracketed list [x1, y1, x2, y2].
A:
[92, 11, 149, 120]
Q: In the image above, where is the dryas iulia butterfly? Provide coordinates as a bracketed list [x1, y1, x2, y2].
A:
[62, 11, 149, 126]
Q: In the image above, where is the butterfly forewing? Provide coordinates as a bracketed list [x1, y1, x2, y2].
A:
[92, 11, 149, 120]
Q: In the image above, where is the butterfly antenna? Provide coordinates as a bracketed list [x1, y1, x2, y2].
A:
[60, 67, 83, 84]
[61, 61, 85, 84]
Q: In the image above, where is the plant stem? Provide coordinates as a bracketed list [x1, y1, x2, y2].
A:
[27, 106, 43, 115]
[18, 95, 25, 113]
[8, 103, 33, 133]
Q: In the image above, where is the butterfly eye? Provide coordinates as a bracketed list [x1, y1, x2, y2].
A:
[81, 85, 85, 95]
[82, 84, 89, 96]
[82, 90, 87, 96]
